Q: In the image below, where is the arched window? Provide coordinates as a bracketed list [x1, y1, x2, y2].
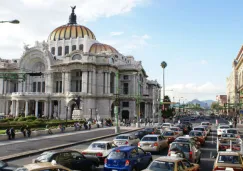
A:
[79, 44, 83, 51]
[51, 47, 55, 55]
[72, 45, 76, 51]
[65, 46, 69, 55]
[58, 46, 62, 56]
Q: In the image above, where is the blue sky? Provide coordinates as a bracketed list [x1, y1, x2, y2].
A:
[1, 0, 242, 101]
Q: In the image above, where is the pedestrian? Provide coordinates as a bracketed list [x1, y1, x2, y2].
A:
[26, 125, 31, 137]
[6, 128, 11, 140]
[10, 127, 15, 139]
[74, 122, 77, 131]
[88, 120, 92, 130]
[46, 124, 52, 134]
[101, 119, 104, 127]
[20, 125, 26, 137]
[234, 117, 237, 128]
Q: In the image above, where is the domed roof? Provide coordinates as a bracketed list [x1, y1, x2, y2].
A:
[89, 43, 118, 54]
[48, 6, 96, 41]
[48, 25, 96, 41]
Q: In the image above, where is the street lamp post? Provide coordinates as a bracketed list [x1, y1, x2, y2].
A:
[0, 20, 20, 24]
[114, 71, 120, 133]
[161, 61, 167, 122]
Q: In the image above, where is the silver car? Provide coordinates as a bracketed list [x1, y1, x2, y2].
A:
[138, 134, 168, 153]
[113, 134, 140, 146]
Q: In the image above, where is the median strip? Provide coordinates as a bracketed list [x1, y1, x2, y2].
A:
[0, 128, 143, 162]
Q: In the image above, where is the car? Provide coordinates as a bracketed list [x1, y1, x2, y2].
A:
[162, 131, 179, 144]
[182, 121, 193, 131]
[217, 137, 241, 152]
[162, 123, 173, 128]
[221, 133, 235, 138]
[134, 130, 147, 140]
[138, 134, 168, 153]
[212, 151, 243, 171]
[174, 136, 201, 149]
[32, 150, 99, 171]
[200, 125, 210, 135]
[15, 162, 72, 171]
[217, 125, 231, 136]
[168, 142, 201, 164]
[223, 129, 240, 138]
[81, 141, 117, 164]
[104, 146, 152, 171]
[143, 156, 200, 171]
[144, 127, 160, 135]
[189, 130, 206, 145]
[175, 124, 189, 134]
[0, 160, 18, 171]
[201, 122, 212, 130]
[169, 127, 183, 136]
[193, 126, 208, 136]
[113, 134, 140, 146]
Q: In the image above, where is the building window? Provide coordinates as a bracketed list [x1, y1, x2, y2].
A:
[79, 44, 83, 51]
[79, 80, 82, 92]
[56, 81, 59, 93]
[122, 102, 129, 107]
[76, 80, 78, 92]
[72, 45, 76, 51]
[42, 82, 45, 92]
[65, 46, 69, 55]
[33, 82, 36, 92]
[13, 83, 18, 92]
[60, 81, 62, 93]
[103, 73, 106, 94]
[51, 47, 55, 55]
[123, 83, 129, 94]
[123, 75, 129, 80]
[58, 46, 62, 56]
[37, 82, 41, 92]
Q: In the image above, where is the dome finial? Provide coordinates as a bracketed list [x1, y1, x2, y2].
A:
[69, 6, 77, 24]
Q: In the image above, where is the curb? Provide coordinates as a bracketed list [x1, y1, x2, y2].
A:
[0, 128, 143, 162]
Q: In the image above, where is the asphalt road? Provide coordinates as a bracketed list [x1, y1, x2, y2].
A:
[7, 117, 228, 170]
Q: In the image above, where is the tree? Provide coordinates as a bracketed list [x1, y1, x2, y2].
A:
[211, 102, 222, 110]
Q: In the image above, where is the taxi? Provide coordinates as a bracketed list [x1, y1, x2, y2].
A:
[143, 156, 200, 171]
[15, 162, 71, 171]
[189, 130, 206, 146]
[212, 151, 243, 171]
[162, 131, 178, 143]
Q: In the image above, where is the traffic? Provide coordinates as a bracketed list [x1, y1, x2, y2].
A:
[0, 114, 240, 171]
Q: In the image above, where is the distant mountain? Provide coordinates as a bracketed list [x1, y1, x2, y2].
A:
[187, 99, 215, 109]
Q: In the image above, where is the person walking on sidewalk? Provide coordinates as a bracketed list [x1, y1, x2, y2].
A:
[26, 125, 31, 137]
[6, 128, 11, 140]
[234, 117, 237, 128]
[10, 127, 15, 139]
[20, 125, 26, 137]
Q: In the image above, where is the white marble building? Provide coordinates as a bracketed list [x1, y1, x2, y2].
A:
[0, 7, 161, 121]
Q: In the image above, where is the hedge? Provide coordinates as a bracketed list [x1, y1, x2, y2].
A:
[0, 119, 85, 130]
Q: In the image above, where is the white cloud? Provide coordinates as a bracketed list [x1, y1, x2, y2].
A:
[0, 0, 149, 59]
[201, 60, 208, 65]
[110, 32, 124, 36]
[165, 82, 225, 101]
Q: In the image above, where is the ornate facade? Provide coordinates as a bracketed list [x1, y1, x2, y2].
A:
[0, 7, 161, 121]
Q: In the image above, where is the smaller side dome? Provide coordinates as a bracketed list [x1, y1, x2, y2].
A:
[89, 43, 118, 54]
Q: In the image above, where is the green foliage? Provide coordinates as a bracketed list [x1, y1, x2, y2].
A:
[14, 117, 20, 121]
[26, 116, 37, 121]
[18, 117, 27, 121]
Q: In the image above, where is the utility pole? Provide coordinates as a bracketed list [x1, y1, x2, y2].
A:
[114, 71, 120, 133]
[136, 76, 141, 128]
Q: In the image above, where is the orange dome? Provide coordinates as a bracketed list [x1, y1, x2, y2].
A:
[89, 43, 118, 54]
[48, 24, 96, 41]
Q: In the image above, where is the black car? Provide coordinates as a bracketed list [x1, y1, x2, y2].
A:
[33, 150, 99, 171]
[135, 130, 147, 139]
[0, 160, 18, 171]
[144, 127, 160, 134]
[175, 124, 189, 134]
[182, 121, 193, 131]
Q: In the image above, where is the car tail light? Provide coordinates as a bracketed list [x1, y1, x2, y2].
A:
[189, 151, 192, 160]
[125, 141, 128, 145]
[82, 152, 86, 155]
[125, 160, 130, 166]
[168, 150, 171, 156]
[104, 158, 107, 164]
[213, 166, 225, 170]
[96, 152, 103, 157]
[152, 132, 155, 134]
[154, 142, 158, 146]
[219, 130, 221, 132]
[138, 142, 140, 147]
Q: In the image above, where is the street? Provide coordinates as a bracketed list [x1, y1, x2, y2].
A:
[4, 117, 230, 170]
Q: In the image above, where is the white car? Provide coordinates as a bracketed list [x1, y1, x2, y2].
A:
[113, 134, 140, 146]
[162, 123, 173, 128]
[81, 141, 117, 163]
[223, 129, 240, 138]
[217, 125, 230, 136]
[169, 127, 183, 136]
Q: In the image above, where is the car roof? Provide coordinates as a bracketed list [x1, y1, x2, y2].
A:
[194, 126, 205, 128]
[155, 156, 183, 162]
[117, 134, 132, 136]
[218, 151, 240, 156]
[113, 146, 136, 152]
[219, 125, 230, 127]
[23, 162, 68, 171]
[144, 134, 159, 137]
[201, 122, 210, 123]
[41, 149, 77, 154]
[91, 141, 112, 143]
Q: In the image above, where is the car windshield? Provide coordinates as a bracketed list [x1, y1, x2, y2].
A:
[220, 126, 230, 129]
[108, 151, 126, 159]
[218, 155, 241, 164]
[148, 161, 175, 171]
[89, 143, 106, 149]
[116, 136, 129, 140]
[194, 128, 204, 131]
[170, 128, 178, 131]
[0, 161, 6, 168]
[163, 132, 174, 136]
[141, 137, 158, 141]
[145, 128, 154, 132]
[189, 131, 203, 136]
[170, 143, 190, 152]
[202, 123, 209, 125]
[163, 124, 170, 126]
[227, 130, 237, 134]
[36, 152, 53, 162]
[222, 134, 234, 138]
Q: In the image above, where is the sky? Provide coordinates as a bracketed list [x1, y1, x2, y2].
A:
[0, 0, 242, 102]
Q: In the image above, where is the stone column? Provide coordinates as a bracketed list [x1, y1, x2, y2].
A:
[133, 75, 136, 95]
[44, 74, 48, 93]
[62, 72, 65, 93]
[44, 101, 48, 117]
[18, 81, 23, 92]
[35, 100, 39, 118]
[104, 73, 108, 94]
[49, 100, 52, 119]
[25, 101, 29, 117]
[47, 73, 53, 93]
[92, 69, 96, 94]
[5, 100, 9, 115]
[8, 80, 11, 93]
[107, 72, 110, 94]
[68, 107, 72, 119]
[0, 79, 3, 94]
[10, 100, 14, 115]
[65, 72, 71, 93]
[4, 80, 7, 94]
[15, 100, 19, 117]
[88, 72, 92, 94]
[82, 71, 88, 93]
[58, 100, 60, 119]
